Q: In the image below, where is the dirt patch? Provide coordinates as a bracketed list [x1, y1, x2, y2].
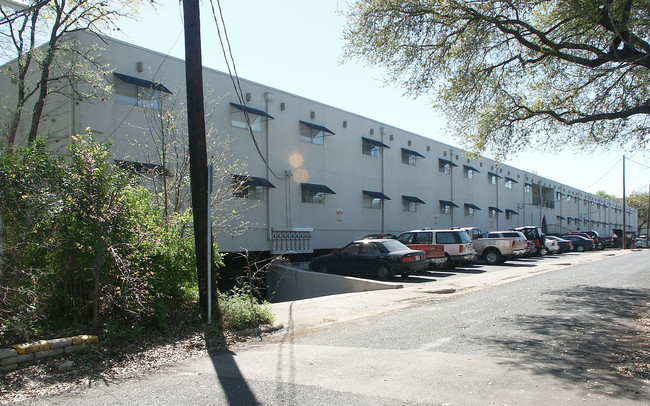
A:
[614, 309, 650, 380]
[0, 322, 259, 404]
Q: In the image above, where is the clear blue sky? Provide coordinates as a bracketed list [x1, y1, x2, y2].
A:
[113, 0, 650, 198]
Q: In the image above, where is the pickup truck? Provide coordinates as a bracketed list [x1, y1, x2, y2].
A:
[456, 227, 528, 265]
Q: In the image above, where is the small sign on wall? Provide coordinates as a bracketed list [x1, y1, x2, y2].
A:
[434, 216, 438, 225]
[337, 208, 343, 222]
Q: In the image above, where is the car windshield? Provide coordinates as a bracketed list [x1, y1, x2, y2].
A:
[381, 240, 410, 252]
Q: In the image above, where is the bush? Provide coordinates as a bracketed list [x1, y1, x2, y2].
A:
[0, 134, 201, 341]
[217, 289, 275, 331]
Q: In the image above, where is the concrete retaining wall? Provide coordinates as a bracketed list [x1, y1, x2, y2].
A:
[0, 335, 98, 371]
[267, 263, 402, 303]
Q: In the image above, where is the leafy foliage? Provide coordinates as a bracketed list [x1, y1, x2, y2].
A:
[343, 0, 650, 159]
[217, 288, 275, 331]
[0, 133, 198, 342]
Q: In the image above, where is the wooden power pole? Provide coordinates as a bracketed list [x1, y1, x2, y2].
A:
[183, 0, 210, 318]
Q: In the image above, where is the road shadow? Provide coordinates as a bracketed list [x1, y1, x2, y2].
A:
[444, 267, 486, 274]
[206, 326, 259, 405]
[487, 285, 650, 400]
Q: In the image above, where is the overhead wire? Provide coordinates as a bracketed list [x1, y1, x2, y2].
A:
[207, 0, 282, 180]
[581, 156, 622, 192]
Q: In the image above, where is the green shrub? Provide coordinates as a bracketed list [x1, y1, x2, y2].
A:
[217, 289, 275, 331]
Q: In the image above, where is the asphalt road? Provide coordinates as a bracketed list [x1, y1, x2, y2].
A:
[24, 250, 650, 405]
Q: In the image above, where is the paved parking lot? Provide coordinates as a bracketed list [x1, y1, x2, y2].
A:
[395, 250, 620, 286]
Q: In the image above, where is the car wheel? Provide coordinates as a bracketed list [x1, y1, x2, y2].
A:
[541, 247, 549, 256]
[576, 245, 585, 252]
[484, 249, 501, 265]
[376, 264, 392, 280]
[445, 254, 455, 270]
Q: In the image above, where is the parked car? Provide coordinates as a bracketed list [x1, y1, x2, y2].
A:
[635, 237, 647, 248]
[513, 226, 546, 256]
[309, 239, 428, 279]
[612, 229, 636, 249]
[545, 235, 573, 253]
[564, 231, 603, 250]
[392, 230, 446, 267]
[542, 237, 560, 255]
[561, 234, 595, 251]
[523, 240, 537, 257]
[362, 233, 397, 240]
[397, 228, 476, 269]
[600, 235, 618, 248]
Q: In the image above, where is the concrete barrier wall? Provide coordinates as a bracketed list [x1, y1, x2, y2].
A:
[0, 335, 98, 371]
[267, 264, 402, 303]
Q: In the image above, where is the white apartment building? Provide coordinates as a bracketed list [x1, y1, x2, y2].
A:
[0, 32, 637, 254]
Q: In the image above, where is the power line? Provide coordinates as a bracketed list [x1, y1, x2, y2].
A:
[207, 0, 282, 180]
[582, 156, 622, 191]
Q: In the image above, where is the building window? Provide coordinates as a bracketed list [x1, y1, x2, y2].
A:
[232, 112, 263, 132]
[363, 194, 382, 209]
[464, 168, 473, 179]
[556, 216, 563, 224]
[402, 150, 416, 166]
[361, 137, 389, 158]
[234, 185, 265, 200]
[302, 189, 325, 204]
[403, 200, 417, 212]
[489, 208, 497, 218]
[568, 218, 573, 225]
[489, 174, 497, 185]
[556, 192, 562, 200]
[505, 211, 513, 220]
[524, 184, 532, 193]
[114, 73, 171, 111]
[231, 174, 275, 200]
[465, 206, 475, 217]
[363, 141, 380, 157]
[440, 203, 452, 215]
[401, 148, 424, 166]
[300, 121, 334, 145]
[439, 161, 451, 174]
[505, 180, 513, 188]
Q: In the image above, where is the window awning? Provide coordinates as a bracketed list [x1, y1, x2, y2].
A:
[113, 72, 172, 94]
[231, 174, 276, 188]
[489, 206, 504, 213]
[504, 176, 518, 183]
[230, 103, 275, 119]
[463, 165, 481, 173]
[557, 216, 566, 220]
[362, 137, 390, 149]
[465, 203, 482, 210]
[300, 120, 335, 135]
[439, 200, 459, 208]
[438, 158, 458, 167]
[524, 182, 532, 187]
[506, 209, 519, 215]
[401, 148, 425, 158]
[301, 183, 336, 194]
[115, 160, 171, 176]
[488, 171, 503, 179]
[363, 190, 391, 200]
[402, 195, 425, 204]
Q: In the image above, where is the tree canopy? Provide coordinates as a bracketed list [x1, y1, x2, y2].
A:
[343, 0, 650, 159]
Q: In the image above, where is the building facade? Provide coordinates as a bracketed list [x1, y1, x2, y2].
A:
[0, 32, 638, 253]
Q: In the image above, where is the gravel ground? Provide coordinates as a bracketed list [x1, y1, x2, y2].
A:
[1, 311, 648, 405]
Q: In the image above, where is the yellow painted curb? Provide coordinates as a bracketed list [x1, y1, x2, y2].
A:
[12, 340, 50, 355]
[71, 335, 98, 345]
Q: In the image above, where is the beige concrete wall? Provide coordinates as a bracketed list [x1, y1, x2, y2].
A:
[267, 263, 402, 303]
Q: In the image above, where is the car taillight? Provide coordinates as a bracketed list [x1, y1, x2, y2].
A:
[512, 240, 515, 248]
[402, 254, 418, 262]
[459, 244, 464, 253]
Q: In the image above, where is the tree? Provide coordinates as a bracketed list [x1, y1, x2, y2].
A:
[343, 0, 650, 159]
[626, 190, 649, 234]
[0, 0, 155, 149]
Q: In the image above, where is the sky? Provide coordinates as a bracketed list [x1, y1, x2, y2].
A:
[112, 0, 650, 198]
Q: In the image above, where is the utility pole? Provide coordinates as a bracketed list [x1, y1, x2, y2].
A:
[646, 183, 649, 248]
[622, 155, 626, 250]
[183, 0, 210, 318]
